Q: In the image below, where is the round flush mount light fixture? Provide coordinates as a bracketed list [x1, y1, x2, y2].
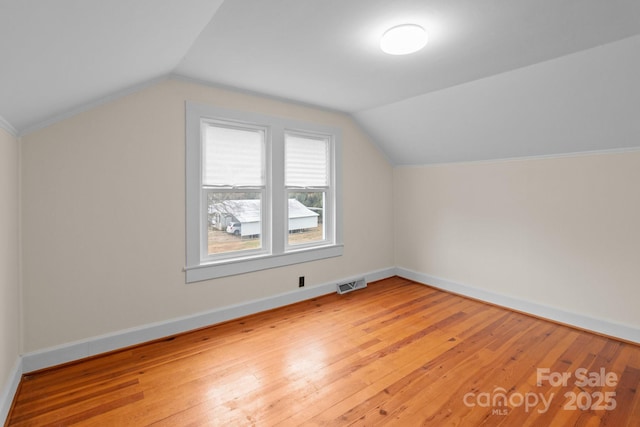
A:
[380, 24, 428, 55]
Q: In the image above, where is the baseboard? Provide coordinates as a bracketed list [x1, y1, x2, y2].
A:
[397, 267, 640, 344]
[8, 265, 636, 423]
[21, 267, 395, 373]
[1, 357, 22, 425]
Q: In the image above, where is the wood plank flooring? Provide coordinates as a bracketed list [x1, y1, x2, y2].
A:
[7, 277, 640, 426]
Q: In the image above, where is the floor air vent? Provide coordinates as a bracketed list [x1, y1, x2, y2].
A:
[337, 278, 367, 294]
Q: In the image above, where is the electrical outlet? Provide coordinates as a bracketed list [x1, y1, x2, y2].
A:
[299, 276, 305, 287]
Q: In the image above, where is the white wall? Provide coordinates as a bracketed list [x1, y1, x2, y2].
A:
[0, 127, 20, 412]
[395, 151, 640, 335]
[391, 34, 640, 341]
[20, 79, 395, 353]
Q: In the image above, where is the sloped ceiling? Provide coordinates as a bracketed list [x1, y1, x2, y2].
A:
[1, 0, 639, 164]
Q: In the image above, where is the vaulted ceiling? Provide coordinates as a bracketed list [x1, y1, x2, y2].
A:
[2, 0, 639, 164]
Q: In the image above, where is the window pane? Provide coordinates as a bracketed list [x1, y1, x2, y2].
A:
[288, 192, 324, 246]
[203, 124, 264, 187]
[207, 192, 262, 255]
[285, 133, 328, 187]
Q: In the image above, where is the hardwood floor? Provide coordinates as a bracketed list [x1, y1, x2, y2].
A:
[7, 277, 640, 426]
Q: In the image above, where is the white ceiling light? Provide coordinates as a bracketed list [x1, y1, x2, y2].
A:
[380, 24, 428, 55]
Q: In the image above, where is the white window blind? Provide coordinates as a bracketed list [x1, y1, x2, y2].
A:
[203, 123, 264, 187]
[285, 133, 329, 187]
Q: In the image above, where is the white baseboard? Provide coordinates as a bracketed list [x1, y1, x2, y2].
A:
[21, 267, 395, 373]
[1, 357, 22, 425]
[397, 267, 640, 344]
[6, 265, 637, 424]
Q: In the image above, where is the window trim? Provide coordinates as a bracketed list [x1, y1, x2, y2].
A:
[185, 102, 343, 283]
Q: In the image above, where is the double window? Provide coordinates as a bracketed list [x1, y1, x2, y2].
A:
[185, 103, 342, 282]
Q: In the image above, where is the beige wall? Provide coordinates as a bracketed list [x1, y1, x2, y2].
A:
[20, 79, 395, 352]
[394, 151, 640, 329]
[0, 127, 20, 389]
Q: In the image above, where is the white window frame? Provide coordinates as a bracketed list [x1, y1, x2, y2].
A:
[200, 119, 270, 263]
[185, 102, 343, 282]
[284, 130, 334, 251]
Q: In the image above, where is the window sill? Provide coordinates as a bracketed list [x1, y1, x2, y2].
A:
[185, 244, 344, 283]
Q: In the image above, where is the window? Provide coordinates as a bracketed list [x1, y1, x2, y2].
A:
[185, 103, 342, 282]
[285, 131, 331, 248]
[202, 122, 267, 260]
